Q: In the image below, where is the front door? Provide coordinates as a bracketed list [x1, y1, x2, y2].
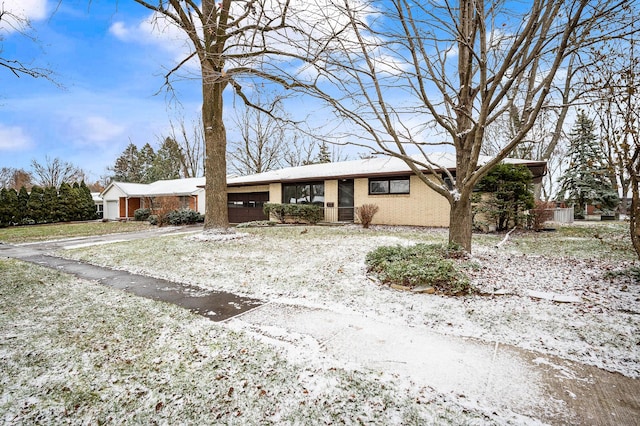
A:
[338, 179, 354, 222]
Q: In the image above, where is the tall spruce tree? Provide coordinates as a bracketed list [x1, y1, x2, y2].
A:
[557, 112, 620, 218]
[43, 186, 60, 223]
[79, 181, 97, 220]
[138, 143, 157, 183]
[26, 186, 45, 223]
[17, 186, 29, 223]
[150, 138, 183, 181]
[0, 188, 18, 226]
[112, 143, 143, 182]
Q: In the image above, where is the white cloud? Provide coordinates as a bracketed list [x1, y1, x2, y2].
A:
[108, 21, 130, 40]
[0, 124, 33, 151]
[109, 13, 190, 56]
[0, 0, 48, 33]
[69, 115, 126, 145]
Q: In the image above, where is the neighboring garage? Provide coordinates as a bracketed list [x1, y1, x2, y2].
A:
[228, 192, 269, 223]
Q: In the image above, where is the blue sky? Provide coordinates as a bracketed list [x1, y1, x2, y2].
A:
[1, 0, 204, 183]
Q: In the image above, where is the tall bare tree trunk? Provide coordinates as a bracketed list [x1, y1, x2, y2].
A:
[202, 72, 229, 230]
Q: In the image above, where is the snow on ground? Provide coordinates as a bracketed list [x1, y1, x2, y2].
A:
[0, 258, 525, 424]
[60, 223, 640, 380]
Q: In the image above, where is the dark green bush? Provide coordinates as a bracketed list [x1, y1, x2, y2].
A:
[295, 204, 322, 224]
[134, 208, 152, 221]
[166, 209, 203, 225]
[148, 215, 159, 225]
[365, 243, 474, 295]
[263, 203, 322, 224]
[263, 203, 287, 222]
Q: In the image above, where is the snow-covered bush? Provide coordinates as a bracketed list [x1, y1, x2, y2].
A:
[365, 243, 474, 295]
[166, 209, 203, 225]
[134, 208, 151, 221]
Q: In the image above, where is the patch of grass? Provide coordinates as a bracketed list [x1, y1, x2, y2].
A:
[365, 243, 475, 295]
[0, 221, 152, 244]
[472, 222, 635, 261]
[604, 266, 640, 281]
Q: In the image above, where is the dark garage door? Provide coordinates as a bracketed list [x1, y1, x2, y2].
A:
[228, 192, 269, 223]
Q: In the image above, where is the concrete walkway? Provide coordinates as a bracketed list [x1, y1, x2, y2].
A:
[0, 228, 262, 321]
[228, 302, 640, 425]
[2, 228, 639, 424]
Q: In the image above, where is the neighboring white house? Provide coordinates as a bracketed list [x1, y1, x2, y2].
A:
[91, 192, 104, 219]
[100, 177, 205, 220]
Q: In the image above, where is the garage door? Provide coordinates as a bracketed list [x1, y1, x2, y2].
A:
[228, 192, 269, 223]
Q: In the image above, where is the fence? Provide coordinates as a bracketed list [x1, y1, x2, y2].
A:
[322, 206, 356, 223]
[553, 207, 574, 224]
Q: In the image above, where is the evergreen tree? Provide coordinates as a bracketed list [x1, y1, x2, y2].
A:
[150, 137, 183, 181]
[58, 183, 74, 222]
[139, 143, 157, 183]
[43, 186, 60, 223]
[27, 186, 45, 223]
[0, 188, 9, 226]
[17, 186, 29, 223]
[475, 164, 535, 231]
[3, 188, 19, 225]
[557, 113, 620, 219]
[111, 142, 161, 183]
[316, 142, 332, 164]
[79, 181, 97, 220]
[111, 143, 143, 182]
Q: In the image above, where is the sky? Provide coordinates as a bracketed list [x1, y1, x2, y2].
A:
[1, 0, 206, 183]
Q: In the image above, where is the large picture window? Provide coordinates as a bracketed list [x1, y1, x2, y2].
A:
[369, 177, 410, 195]
[282, 182, 325, 206]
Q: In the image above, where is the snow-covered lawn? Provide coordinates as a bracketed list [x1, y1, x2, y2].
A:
[62, 222, 639, 378]
[2, 221, 638, 424]
[0, 259, 499, 424]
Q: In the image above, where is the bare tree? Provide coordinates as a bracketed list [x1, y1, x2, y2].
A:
[587, 29, 640, 257]
[282, 135, 319, 168]
[131, 0, 324, 231]
[228, 101, 288, 176]
[0, 3, 55, 81]
[290, 0, 634, 251]
[167, 117, 205, 178]
[31, 157, 85, 188]
[0, 167, 31, 189]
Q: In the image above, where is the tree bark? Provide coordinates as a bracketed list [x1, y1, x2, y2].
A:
[202, 74, 229, 230]
[448, 195, 473, 252]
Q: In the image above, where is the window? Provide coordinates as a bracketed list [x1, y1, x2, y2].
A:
[369, 177, 410, 195]
[282, 182, 325, 206]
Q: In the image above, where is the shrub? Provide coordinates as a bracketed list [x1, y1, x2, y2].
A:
[134, 208, 152, 221]
[365, 243, 474, 295]
[263, 203, 286, 222]
[166, 209, 203, 225]
[263, 203, 322, 224]
[148, 215, 159, 226]
[356, 204, 379, 229]
[529, 201, 555, 231]
[295, 204, 322, 224]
